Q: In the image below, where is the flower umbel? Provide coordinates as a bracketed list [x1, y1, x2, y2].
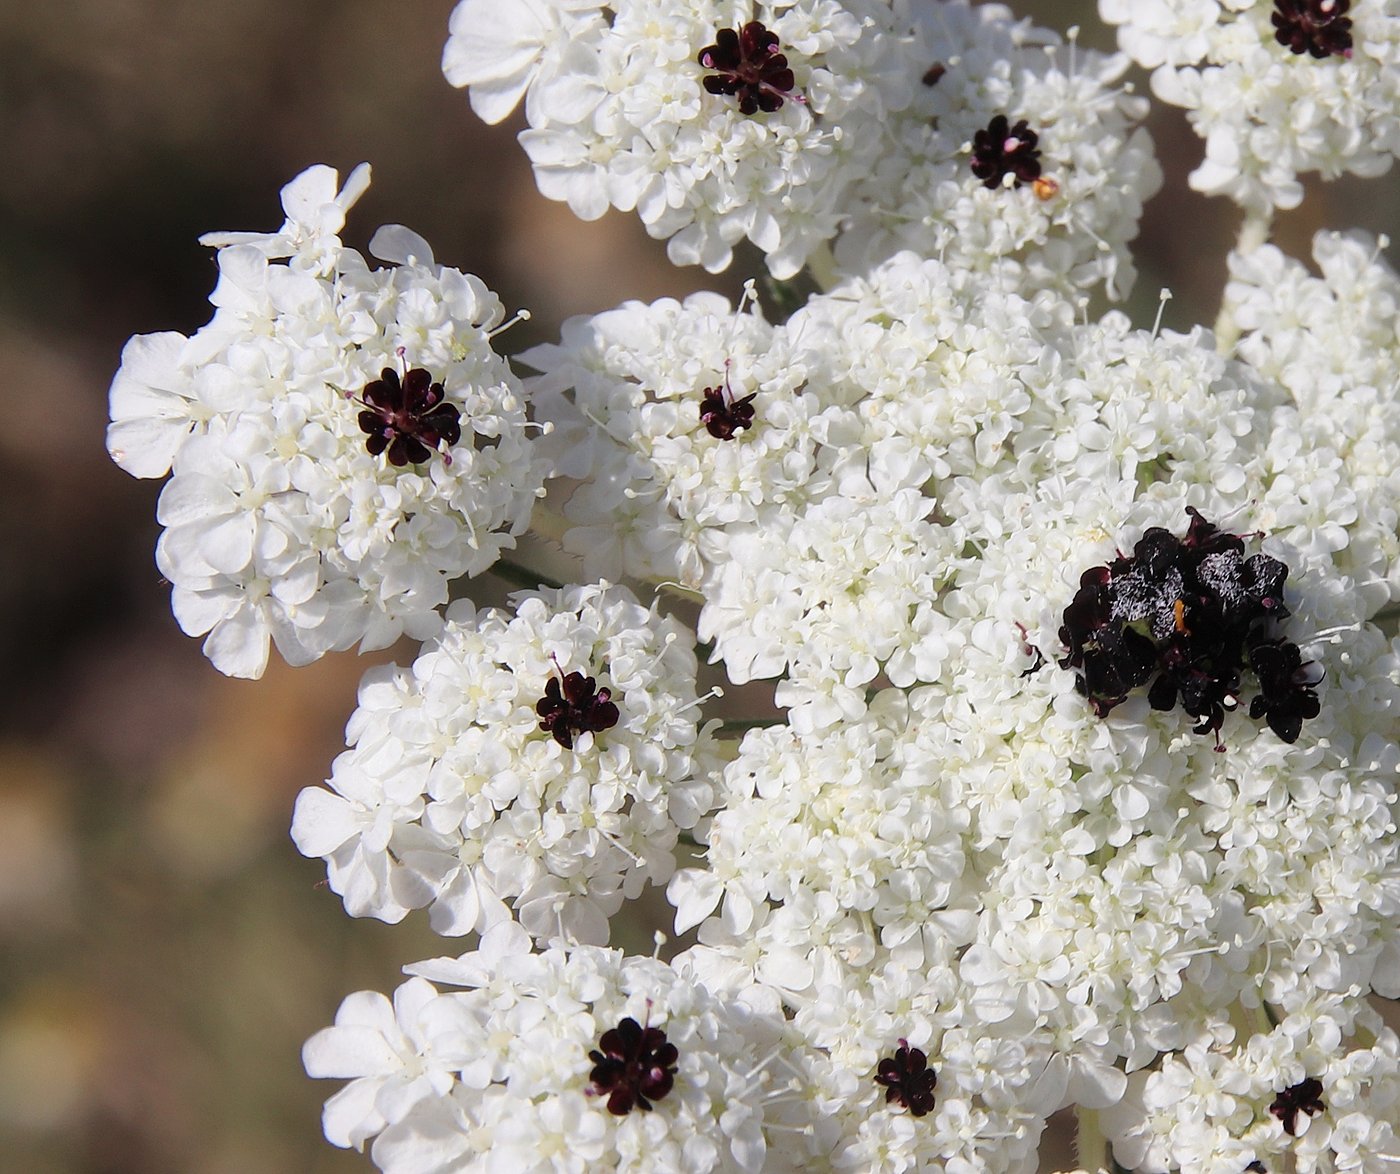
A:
[588, 1015, 680, 1115]
[698, 21, 801, 115]
[970, 114, 1043, 189]
[356, 364, 463, 466]
[873, 1039, 938, 1117]
[1272, 0, 1353, 59]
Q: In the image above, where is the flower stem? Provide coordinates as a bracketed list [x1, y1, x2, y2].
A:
[1214, 210, 1274, 354]
[805, 243, 840, 292]
[490, 556, 564, 593]
[1076, 1106, 1108, 1170]
[717, 717, 786, 737]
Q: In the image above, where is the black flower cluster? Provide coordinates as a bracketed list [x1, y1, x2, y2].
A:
[873, 1039, 938, 1116]
[356, 366, 462, 466]
[698, 21, 800, 115]
[1270, 1075, 1326, 1135]
[1273, 0, 1353, 59]
[699, 380, 756, 440]
[970, 114, 1043, 190]
[587, 1016, 678, 1115]
[536, 664, 620, 749]
[1059, 508, 1320, 748]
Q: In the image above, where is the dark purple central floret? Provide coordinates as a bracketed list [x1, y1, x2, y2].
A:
[1273, 0, 1353, 59]
[873, 1039, 938, 1117]
[970, 114, 1043, 189]
[587, 1016, 679, 1116]
[356, 367, 462, 467]
[1058, 508, 1319, 748]
[536, 662, 620, 749]
[698, 21, 802, 115]
[699, 369, 757, 440]
[1270, 1076, 1325, 1135]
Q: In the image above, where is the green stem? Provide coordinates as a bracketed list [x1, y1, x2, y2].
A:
[1076, 1106, 1108, 1171]
[1214, 210, 1274, 354]
[489, 557, 564, 593]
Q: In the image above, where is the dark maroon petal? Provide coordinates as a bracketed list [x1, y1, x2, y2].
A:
[587, 1014, 679, 1116]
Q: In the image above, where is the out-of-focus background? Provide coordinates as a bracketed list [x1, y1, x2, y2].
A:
[1, 2, 1397, 1171]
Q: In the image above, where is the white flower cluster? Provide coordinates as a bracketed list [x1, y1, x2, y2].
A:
[105, 3, 1400, 1171]
[107, 164, 548, 677]
[1098, 0, 1400, 211]
[444, 0, 912, 278]
[291, 582, 722, 946]
[835, 0, 1162, 299]
[304, 924, 814, 1173]
[1225, 228, 1400, 602]
[444, 0, 1157, 299]
[1105, 1010, 1400, 1172]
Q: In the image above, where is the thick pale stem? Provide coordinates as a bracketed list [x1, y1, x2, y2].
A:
[806, 242, 840, 292]
[1214, 210, 1274, 354]
[1076, 1106, 1108, 1170]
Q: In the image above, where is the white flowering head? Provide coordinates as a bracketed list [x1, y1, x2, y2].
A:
[1225, 229, 1400, 608]
[835, 0, 1162, 301]
[106, 164, 550, 677]
[1105, 1013, 1400, 1172]
[660, 252, 1400, 1160]
[291, 582, 723, 946]
[305, 929, 815, 1172]
[443, 0, 915, 278]
[1099, 0, 1400, 211]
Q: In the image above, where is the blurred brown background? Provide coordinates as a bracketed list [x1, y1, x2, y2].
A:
[0, 2, 1396, 1171]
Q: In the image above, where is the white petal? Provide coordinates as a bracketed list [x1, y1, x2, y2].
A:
[291, 788, 364, 857]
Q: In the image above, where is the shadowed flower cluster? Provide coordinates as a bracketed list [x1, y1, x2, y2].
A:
[1059, 508, 1319, 746]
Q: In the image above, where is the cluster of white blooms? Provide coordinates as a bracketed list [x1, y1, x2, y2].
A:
[444, 0, 914, 278]
[1225, 228, 1400, 602]
[1105, 1009, 1400, 1172]
[107, 2, 1400, 1171]
[107, 164, 548, 677]
[659, 256, 1400, 1167]
[444, 0, 1156, 299]
[291, 582, 722, 946]
[304, 924, 816, 1173]
[835, 0, 1162, 299]
[1098, 0, 1400, 211]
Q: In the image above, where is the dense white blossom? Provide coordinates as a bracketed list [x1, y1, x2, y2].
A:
[836, 0, 1161, 300]
[107, 164, 549, 677]
[1225, 229, 1400, 605]
[305, 926, 816, 1173]
[444, 0, 915, 278]
[291, 582, 723, 946]
[1099, 0, 1400, 211]
[1104, 1012, 1400, 1172]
